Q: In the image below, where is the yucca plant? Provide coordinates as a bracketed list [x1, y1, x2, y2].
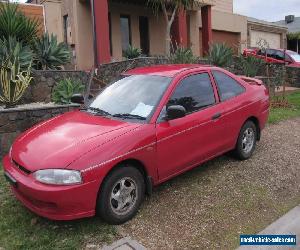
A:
[0, 59, 33, 108]
[123, 45, 142, 59]
[0, 36, 33, 70]
[208, 43, 233, 67]
[239, 56, 265, 77]
[33, 33, 71, 70]
[169, 47, 197, 64]
[0, 2, 39, 45]
[52, 78, 85, 104]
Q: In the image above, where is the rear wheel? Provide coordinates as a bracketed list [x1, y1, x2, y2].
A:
[97, 166, 145, 225]
[234, 121, 257, 160]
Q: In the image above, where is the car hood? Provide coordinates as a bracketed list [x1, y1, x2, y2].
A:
[11, 111, 142, 172]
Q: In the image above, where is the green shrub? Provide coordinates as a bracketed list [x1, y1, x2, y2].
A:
[32, 33, 71, 70]
[123, 45, 142, 59]
[238, 56, 265, 77]
[0, 36, 33, 70]
[52, 78, 85, 104]
[0, 3, 39, 45]
[208, 43, 233, 67]
[169, 47, 197, 64]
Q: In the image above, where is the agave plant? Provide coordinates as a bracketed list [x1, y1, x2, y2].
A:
[208, 43, 233, 67]
[52, 78, 85, 104]
[123, 45, 142, 59]
[0, 36, 33, 70]
[0, 3, 39, 45]
[33, 33, 71, 70]
[169, 47, 197, 64]
[0, 59, 33, 108]
[239, 56, 265, 77]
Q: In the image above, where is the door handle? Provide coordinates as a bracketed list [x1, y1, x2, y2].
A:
[212, 112, 222, 120]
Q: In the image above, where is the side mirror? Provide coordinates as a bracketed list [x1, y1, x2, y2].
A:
[166, 105, 186, 120]
[71, 94, 84, 104]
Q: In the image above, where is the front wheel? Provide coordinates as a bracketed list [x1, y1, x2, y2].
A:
[97, 166, 145, 225]
[234, 121, 257, 160]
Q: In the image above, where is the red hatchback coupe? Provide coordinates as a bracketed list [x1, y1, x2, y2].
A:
[243, 48, 300, 67]
[3, 65, 270, 224]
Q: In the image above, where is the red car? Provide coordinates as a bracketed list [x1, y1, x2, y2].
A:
[243, 48, 300, 67]
[3, 65, 269, 224]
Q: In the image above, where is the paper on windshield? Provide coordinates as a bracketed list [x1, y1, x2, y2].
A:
[130, 102, 153, 118]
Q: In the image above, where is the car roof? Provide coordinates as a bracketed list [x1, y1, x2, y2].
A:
[124, 64, 211, 77]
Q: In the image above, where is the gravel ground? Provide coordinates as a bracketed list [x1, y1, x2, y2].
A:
[117, 118, 300, 250]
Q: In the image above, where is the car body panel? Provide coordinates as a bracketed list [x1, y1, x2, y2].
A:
[3, 64, 270, 220]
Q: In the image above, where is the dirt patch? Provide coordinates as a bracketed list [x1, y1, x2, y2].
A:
[118, 118, 300, 249]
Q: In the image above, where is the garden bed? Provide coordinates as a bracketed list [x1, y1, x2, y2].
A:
[0, 103, 80, 157]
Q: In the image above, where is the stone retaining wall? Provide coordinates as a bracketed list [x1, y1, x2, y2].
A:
[0, 104, 79, 157]
[22, 70, 90, 104]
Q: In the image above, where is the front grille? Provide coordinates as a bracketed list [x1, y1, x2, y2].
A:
[12, 159, 31, 175]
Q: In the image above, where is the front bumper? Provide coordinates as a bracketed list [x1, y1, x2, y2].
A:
[2, 155, 99, 220]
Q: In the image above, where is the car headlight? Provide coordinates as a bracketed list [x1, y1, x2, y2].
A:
[33, 169, 82, 185]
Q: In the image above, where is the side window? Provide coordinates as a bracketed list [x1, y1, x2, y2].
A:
[266, 49, 274, 58]
[167, 73, 216, 114]
[274, 51, 284, 61]
[212, 71, 245, 102]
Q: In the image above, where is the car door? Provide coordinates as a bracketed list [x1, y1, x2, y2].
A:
[211, 70, 248, 148]
[155, 72, 227, 181]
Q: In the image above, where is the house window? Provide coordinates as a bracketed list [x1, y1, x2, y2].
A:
[63, 14, 68, 44]
[120, 15, 131, 53]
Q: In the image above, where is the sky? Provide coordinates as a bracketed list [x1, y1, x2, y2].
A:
[16, 0, 300, 22]
[233, 0, 300, 22]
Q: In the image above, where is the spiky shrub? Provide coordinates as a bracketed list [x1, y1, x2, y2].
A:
[0, 60, 33, 108]
[123, 45, 142, 59]
[169, 47, 197, 64]
[239, 56, 265, 77]
[0, 36, 33, 70]
[0, 3, 39, 45]
[52, 78, 85, 104]
[33, 33, 71, 70]
[208, 43, 233, 67]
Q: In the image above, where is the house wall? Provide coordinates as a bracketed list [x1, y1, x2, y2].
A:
[109, 2, 166, 61]
[17, 3, 45, 35]
[213, 0, 233, 13]
[42, 1, 63, 41]
[189, 10, 247, 55]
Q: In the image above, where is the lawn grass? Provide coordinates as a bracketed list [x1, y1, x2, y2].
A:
[269, 91, 300, 123]
[0, 169, 117, 249]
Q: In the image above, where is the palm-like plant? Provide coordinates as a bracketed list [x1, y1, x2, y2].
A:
[32, 33, 71, 70]
[52, 78, 85, 104]
[0, 3, 39, 45]
[123, 45, 142, 59]
[207, 43, 233, 67]
[169, 46, 197, 64]
[239, 56, 265, 77]
[0, 36, 33, 70]
[147, 0, 203, 55]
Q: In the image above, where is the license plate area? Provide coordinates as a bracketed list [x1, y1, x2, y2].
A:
[4, 172, 18, 187]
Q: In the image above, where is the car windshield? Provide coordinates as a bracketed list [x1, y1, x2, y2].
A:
[88, 75, 171, 120]
[287, 51, 300, 62]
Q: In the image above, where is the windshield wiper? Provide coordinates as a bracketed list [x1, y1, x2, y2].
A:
[112, 113, 146, 120]
[86, 107, 112, 116]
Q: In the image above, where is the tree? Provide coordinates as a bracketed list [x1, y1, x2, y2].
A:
[147, 0, 202, 55]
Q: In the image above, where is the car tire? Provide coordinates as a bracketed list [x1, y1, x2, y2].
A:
[97, 165, 145, 225]
[234, 121, 257, 160]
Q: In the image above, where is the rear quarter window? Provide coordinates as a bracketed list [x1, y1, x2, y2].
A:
[212, 71, 245, 102]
